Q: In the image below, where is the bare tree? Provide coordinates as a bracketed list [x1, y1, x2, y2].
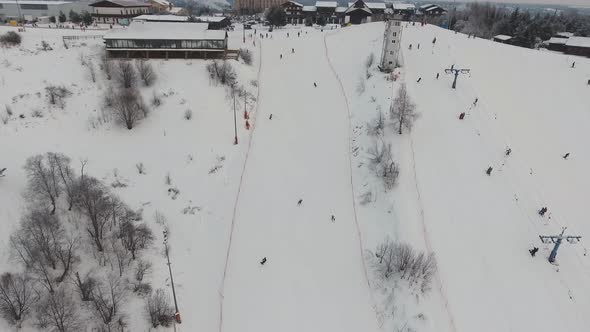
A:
[24, 154, 62, 214]
[35, 287, 82, 332]
[367, 140, 399, 190]
[102, 51, 112, 80]
[394, 243, 414, 278]
[119, 221, 154, 260]
[145, 289, 174, 328]
[0, 272, 38, 327]
[45, 85, 72, 109]
[115, 61, 137, 89]
[135, 60, 155, 86]
[134, 260, 151, 283]
[71, 271, 96, 302]
[48, 152, 77, 211]
[91, 275, 127, 332]
[108, 237, 130, 277]
[73, 176, 112, 252]
[206, 61, 237, 86]
[109, 89, 145, 130]
[368, 111, 385, 136]
[390, 84, 418, 134]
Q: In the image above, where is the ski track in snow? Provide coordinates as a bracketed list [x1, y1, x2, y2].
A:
[219, 39, 264, 332]
[323, 31, 381, 328]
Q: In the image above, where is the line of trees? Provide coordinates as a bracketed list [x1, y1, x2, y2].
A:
[446, 3, 590, 48]
[0, 153, 173, 331]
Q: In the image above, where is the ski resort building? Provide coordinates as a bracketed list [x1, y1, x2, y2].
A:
[418, 4, 446, 16]
[89, 0, 151, 24]
[288, 0, 386, 25]
[564, 37, 590, 57]
[103, 21, 229, 59]
[234, 0, 283, 14]
[282, 1, 304, 24]
[132, 14, 231, 29]
[493, 34, 512, 44]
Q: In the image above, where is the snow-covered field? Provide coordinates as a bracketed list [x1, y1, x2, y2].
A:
[1, 20, 590, 332]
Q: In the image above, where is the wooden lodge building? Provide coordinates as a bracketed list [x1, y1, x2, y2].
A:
[103, 21, 230, 59]
[282, 0, 387, 25]
[89, 0, 152, 25]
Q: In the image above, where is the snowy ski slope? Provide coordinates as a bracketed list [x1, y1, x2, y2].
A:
[1, 21, 590, 332]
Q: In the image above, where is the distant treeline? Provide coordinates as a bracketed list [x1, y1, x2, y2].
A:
[431, 3, 590, 49]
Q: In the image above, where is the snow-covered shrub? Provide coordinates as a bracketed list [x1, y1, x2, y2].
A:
[108, 89, 146, 130]
[184, 109, 193, 120]
[45, 85, 72, 109]
[136, 162, 146, 174]
[31, 109, 43, 118]
[365, 53, 375, 79]
[206, 61, 237, 86]
[374, 239, 437, 293]
[145, 289, 175, 328]
[40, 40, 52, 51]
[239, 48, 253, 65]
[5, 104, 12, 116]
[135, 60, 156, 87]
[367, 140, 399, 190]
[368, 111, 385, 136]
[90, 275, 127, 331]
[0, 31, 21, 47]
[151, 91, 161, 107]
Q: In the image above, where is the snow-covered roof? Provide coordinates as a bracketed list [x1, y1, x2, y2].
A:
[284, 0, 303, 6]
[196, 16, 228, 23]
[315, 1, 337, 8]
[419, 3, 435, 9]
[335, 6, 347, 12]
[169, 7, 182, 13]
[493, 34, 512, 41]
[392, 3, 415, 10]
[150, 0, 169, 6]
[104, 21, 224, 40]
[0, 0, 71, 4]
[348, 1, 385, 9]
[302, 5, 317, 11]
[556, 32, 574, 38]
[565, 36, 590, 48]
[90, 0, 151, 7]
[547, 37, 567, 45]
[133, 14, 188, 22]
[366, 2, 386, 9]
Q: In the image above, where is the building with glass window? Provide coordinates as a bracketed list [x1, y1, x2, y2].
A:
[104, 21, 229, 59]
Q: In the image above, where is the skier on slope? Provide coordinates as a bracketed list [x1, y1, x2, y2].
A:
[486, 166, 493, 176]
[260, 257, 267, 265]
[417, 77, 422, 83]
[432, 37, 437, 45]
[436, 73, 440, 79]
[538, 207, 548, 217]
[563, 152, 570, 160]
[529, 247, 539, 257]
[292, 48, 295, 53]
[459, 112, 465, 120]
[505, 147, 512, 156]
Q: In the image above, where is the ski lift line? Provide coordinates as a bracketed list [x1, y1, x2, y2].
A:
[218, 38, 263, 332]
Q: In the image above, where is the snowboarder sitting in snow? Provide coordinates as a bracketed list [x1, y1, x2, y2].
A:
[409, 44, 412, 50]
[459, 112, 465, 120]
[538, 207, 548, 217]
[297, 199, 303, 206]
[292, 48, 295, 53]
[331, 215, 335, 222]
[529, 247, 539, 257]
[486, 166, 493, 176]
[260, 257, 267, 265]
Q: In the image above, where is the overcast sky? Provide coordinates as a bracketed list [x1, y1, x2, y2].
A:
[459, 0, 589, 7]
